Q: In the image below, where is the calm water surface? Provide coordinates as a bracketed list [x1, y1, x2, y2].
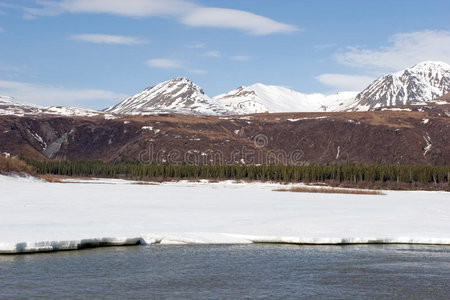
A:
[0, 245, 449, 299]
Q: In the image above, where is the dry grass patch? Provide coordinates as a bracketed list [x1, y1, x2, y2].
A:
[275, 186, 384, 195]
[0, 155, 35, 175]
[37, 174, 66, 182]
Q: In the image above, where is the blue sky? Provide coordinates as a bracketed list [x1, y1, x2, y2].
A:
[0, 0, 449, 109]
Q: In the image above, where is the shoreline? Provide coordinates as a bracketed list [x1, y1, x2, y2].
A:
[2, 236, 450, 255]
[35, 173, 450, 192]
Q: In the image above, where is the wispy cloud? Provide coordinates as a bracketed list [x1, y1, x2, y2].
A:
[0, 26, 4, 33]
[316, 74, 375, 91]
[336, 30, 450, 71]
[26, 0, 299, 35]
[0, 80, 127, 107]
[70, 34, 148, 45]
[203, 51, 221, 58]
[146, 58, 183, 68]
[181, 7, 299, 35]
[0, 2, 20, 11]
[189, 69, 208, 75]
[230, 55, 251, 62]
[185, 42, 206, 49]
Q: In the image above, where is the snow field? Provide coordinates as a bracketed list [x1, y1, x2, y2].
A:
[0, 175, 449, 253]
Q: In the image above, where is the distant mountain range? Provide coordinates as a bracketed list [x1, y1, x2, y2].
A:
[2, 62, 449, 165]
[105, 60, 450, 115]
[0, 95, 105, 118]
[1, 61, 449, 117]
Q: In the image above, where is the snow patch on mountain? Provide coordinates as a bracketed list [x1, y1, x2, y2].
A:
[214, 84, 358, 114]
[0, 95, 42, 116]
[45, 106, 101, 117]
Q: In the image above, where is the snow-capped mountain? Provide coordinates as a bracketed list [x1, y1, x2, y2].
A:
[105, 77, 230, 115]
[107, 79, 358, 116]
[0, 95, 103, 117]
[214, 84, 358, 114]
[351, 61, 450, 111]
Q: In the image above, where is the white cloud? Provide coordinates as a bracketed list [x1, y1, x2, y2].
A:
[70, 34, 148, 45]
[230, 55, 251, 62]
[26, 0, 194, 18]
[316, 74, 375, 91]
[27, 0, 298, 35]
[181, 7, 298, 35]
[186, 42, 206, 49]
[336, 30, 450, 71]
[0, 80, 127, 107]
[0, 26, 4, 33]
[189, 69, 208, 75]
[146, 59, 183, 68]
[203, 51, 221, 58]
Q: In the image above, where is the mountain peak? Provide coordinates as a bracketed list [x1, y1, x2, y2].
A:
[165, 77, 193, 85]
[352, 61, 450, 110]
[105, 78, 228, 115]
[411, 60, 450, 68]
[397, 60, 450, 76]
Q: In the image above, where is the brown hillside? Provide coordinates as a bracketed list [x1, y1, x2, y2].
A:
[0, 108, 449, 165]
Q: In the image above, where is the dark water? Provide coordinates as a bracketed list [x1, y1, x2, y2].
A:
[0, 245, 449, 299]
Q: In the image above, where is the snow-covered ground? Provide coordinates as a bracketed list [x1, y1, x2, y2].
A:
[0, 175, 449, 253]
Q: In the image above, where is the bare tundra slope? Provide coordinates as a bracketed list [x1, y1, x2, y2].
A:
[1, 104, 449, 165]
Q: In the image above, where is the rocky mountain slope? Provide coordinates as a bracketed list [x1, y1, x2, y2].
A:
[351, 61, 450, 111]
[438, 92, 450, 103]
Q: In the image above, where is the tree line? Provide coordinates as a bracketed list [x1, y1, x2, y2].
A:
[25, 159, 449, 187]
